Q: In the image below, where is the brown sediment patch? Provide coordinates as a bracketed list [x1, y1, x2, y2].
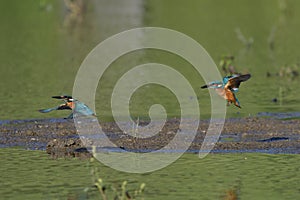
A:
[0, 117, 299, 158]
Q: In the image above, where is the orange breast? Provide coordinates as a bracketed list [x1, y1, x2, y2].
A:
[225, 89, 235, 103]
[67, 102, 75, 109]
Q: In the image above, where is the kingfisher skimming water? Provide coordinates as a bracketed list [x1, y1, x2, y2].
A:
[201, 74, 251, 108]
[39, 95, 95, 119]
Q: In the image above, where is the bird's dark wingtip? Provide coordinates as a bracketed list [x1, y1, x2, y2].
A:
[245, 73, 251, 78]
[234, 74, 251, 83]
[52, 95, 62, 99]
[242, 74, 251, 80]
[201, 85, 208, 89]
[52, 95, 72, 99]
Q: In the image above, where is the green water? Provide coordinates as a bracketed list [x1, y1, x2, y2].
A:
[1, 148, 299, 199]
[1, 0, 300, 121]
[1, 1, 300, 199]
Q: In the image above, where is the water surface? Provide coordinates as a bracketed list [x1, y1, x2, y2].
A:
[1, 1, 300, 199]
[1, 0, 300, 121]
[1, 148, 299, 200]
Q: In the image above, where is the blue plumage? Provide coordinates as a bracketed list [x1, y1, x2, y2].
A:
[39, 95, 95, 119]
[73, 100, 95, 116]
[201, 74, 251, 108]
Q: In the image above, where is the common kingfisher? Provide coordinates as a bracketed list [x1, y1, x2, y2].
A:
[201, 74, 251, 108]
[39, 95, 95, 119]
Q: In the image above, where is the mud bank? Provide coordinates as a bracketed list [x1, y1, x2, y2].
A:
[0, 117, 299, 158]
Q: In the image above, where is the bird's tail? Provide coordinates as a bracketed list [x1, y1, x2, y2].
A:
[201, 81, 223, 89]
[38, 106, 59, 113]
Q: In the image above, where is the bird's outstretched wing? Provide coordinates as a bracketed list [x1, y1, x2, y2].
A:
[52, 95, 73, 100]
[56, 104, 72, 110]
[226, 74, 251, 90]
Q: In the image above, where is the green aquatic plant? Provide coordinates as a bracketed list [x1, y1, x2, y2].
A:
[222, 180, 241, 200]
[112, 181, 146, 200]
[223, 188, 238, 200]
[85, 146, 146, 200]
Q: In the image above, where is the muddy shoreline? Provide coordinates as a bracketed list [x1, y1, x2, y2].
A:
[0, 117, 299, 158]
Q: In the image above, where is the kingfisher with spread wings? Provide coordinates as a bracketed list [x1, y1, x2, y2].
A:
[39, 95, 95, 119]
[201, 74, 251, 108]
